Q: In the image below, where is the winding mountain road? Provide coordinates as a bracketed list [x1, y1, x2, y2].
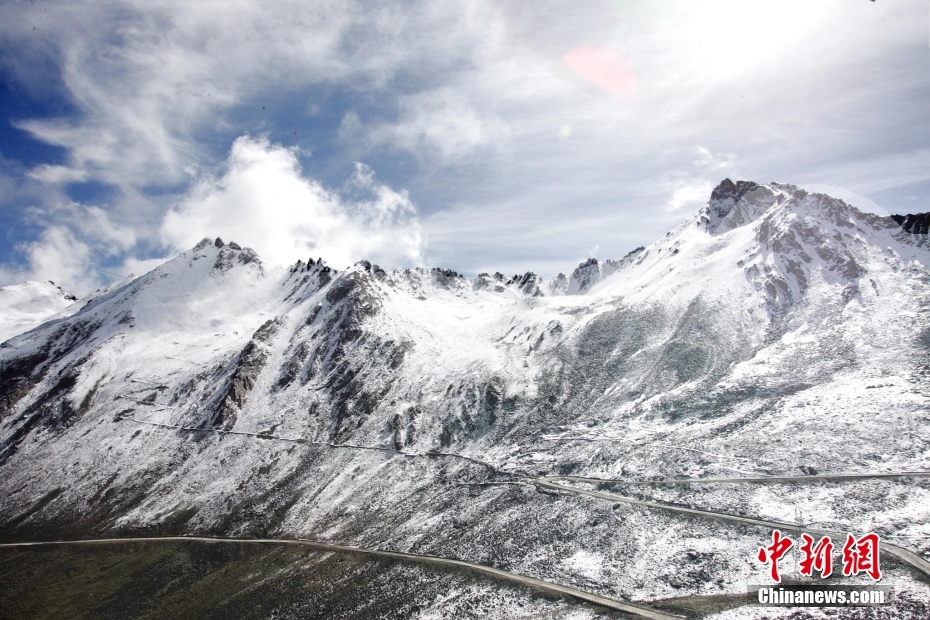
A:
[121, 418, 930, 581]
[0, 536, 680, 620]
[549, 471, 930, 486]
[535, 478, 930, 582]
[13, 418, 926, 617]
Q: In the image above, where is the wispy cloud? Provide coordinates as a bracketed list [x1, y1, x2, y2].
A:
[0, 0, 927, 287]
[26, 164, 89, 184]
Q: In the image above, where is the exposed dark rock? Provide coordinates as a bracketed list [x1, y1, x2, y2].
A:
[1, 319, 102, 426]
[0, 369, 79, 465]
[213, 245, 262, 271]
[548, 273, 568, 295]
[892, 212, 930, 234]
[205, 318, 282, 429]
[275, 342, 308, 391]
[214, 237, 225, 248]
[238, 248, 259, 265]
[431, 268, 461, 286]
[701, 179, 768, 233]
[228, 241, 242, 250]
[117, 311, 135, 328]
[710, 178, 759, 205]
[510, 272, 544, 297]
[473, 273, 494, 291]
[569, 259, 600, 293]
[46, 281, 78, 302]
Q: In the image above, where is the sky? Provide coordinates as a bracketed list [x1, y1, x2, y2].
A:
[0, 0, 928, 295]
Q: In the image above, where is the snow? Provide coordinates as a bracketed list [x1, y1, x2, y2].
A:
[0, 280, 77, 343]
[2, 185, 930, 618]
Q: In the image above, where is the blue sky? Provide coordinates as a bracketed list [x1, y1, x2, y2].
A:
[0, 0, 928, 294]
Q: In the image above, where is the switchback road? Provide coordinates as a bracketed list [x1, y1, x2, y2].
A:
[549, 472, 930, 486]
[0, 536, 680, 620]
[536, 478, 930, 582]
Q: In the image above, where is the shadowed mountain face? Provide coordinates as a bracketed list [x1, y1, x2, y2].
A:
[892, 212, 930, 235]
[2, 180, 930, 616]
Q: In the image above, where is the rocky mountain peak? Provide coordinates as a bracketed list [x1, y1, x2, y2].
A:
[709, 178, 759, 205]
[567, 258, 603, 294]
[188, 237, 262, 272]
[431, 267, 463, 287]
[891, 212, 930, 234]
[507, 272, 543, 297]
[701, 179, 776, 234]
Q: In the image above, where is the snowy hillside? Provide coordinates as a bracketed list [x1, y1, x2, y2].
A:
[2, 182, 930, 618]
[0, 281, 77, 343]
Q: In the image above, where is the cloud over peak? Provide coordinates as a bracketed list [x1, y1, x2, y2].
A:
[161, 136, 424, 270]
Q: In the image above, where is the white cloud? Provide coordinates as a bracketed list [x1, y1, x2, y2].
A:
[0, 227, 98, 295]
[161, 136, 424, 269]
[27, 164, 89, 184]
[0, 0, 926, 283]
[365, 88, 510, 162]
[118, 256, 172, 280]
[666, 180, 714, 212]
[692, 147, 735, 170]
[0, 201, 139, 295]
[1, 0, 465, 188]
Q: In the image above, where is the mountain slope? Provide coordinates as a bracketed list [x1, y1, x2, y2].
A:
[2, 182, 929, 617]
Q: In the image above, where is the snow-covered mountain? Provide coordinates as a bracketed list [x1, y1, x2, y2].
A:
[2, 181, 930, 618]
[0, 280, 77, 343]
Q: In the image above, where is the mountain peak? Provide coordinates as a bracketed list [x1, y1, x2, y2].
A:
[891, 212, 930, 235]
[702, 178, 769, 233]
[188, 236, 261, 272]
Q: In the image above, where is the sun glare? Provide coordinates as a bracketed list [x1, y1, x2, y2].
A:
[679, 0, 835, 79]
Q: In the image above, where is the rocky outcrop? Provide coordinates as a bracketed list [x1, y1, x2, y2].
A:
[193, 237, 262, 272]
[206, 318, 281, 430]
[0, 318, 103, 463]
[892, 213, 930, 234]
[507, 272, 544, 297]
[281, 268, 401, 440]
[284, 258, 334, 304]
[700, 179, 780, 234]
[568, 258, 601, 294]
[710, 178, 759, 207]
[431, 267, 462, 287]
[559, 251, 642, 296]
